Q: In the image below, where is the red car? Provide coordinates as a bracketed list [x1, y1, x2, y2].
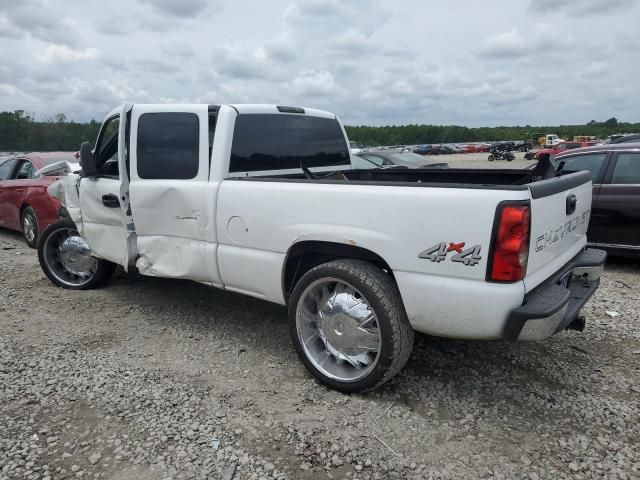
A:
[535, 141, 597, 159]
[460, 143, 491, 153]
[0, 152, 79, 247]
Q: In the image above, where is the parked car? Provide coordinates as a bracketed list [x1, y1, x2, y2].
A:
[461, 143, 491, 153]
[413, 144, 433, 155]
[514, 140, 532, 152]
[349, 141, 364, 154]
[418, 144, 454, 155]
[38, 103, 604, 393]
[0, 152, 79, 247]
[555, 143, 640, 258]
[353, 150, 448, 169]
[535, 141, 596, 159]
[441, 144, 463, 154]
[604, 134, 640, 144]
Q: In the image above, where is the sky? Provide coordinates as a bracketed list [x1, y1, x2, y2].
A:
[0, 0, 638, 126]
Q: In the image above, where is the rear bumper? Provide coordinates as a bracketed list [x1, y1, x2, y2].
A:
[504, 248, 607, 341]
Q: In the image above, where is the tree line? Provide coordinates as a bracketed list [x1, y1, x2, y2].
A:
[345, 117, 640, 146]
[0, 110, 638, 152]
[0, 111, 101, 152]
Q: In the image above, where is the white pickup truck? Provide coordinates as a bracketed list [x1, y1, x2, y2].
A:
[37, 103, 606, 392]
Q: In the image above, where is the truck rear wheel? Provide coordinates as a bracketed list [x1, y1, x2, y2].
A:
[288, 259, 414, 393]
[37, 218, 116, 290]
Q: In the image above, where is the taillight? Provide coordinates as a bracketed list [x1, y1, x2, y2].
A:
[488, 203, 530, 282]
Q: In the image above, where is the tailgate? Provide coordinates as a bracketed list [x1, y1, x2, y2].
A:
[525, 171, 593, 292]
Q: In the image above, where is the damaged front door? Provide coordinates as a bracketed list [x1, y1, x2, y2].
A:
[78, 105, 134, 267]
[128, 105, 220, 283]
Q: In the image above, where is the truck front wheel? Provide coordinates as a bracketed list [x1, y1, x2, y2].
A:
[288, 259, 414, 393]
[37, 218, 116, 290]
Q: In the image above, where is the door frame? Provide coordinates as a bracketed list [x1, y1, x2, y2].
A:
[77, 104, 136, 267]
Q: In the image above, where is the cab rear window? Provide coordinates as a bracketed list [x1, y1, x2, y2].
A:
[230, 114, 349, 173]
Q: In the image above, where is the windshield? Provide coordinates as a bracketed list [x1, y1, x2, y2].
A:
[390, 152, 436, 164]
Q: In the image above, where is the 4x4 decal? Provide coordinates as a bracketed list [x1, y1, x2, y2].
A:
[419, 242, 482, 266]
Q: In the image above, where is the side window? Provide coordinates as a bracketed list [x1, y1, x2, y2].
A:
[15, 161, 36, 179]
[95, 116, 120, 164]
[137, 112, 199, 180]
[611, 153, 640, 184]
[560, 153, 607, 182]
[0, 159, 17, 180]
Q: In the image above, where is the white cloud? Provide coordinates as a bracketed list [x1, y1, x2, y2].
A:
[479, 30, 528, 58]
[582, 62, 608, 78]
[138, 0, 217, 18]
[38, 45, 99, 64]
[0, 16, 22, 39]
[479, 24, 573, 59]
[291, 70, 338, 97]
[0, 1, 80, 45]
[211, 45, 275, 80]
[529, 0, 638, 15]
[329, 29, 375, 56]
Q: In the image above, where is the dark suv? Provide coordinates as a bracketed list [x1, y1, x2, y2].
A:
[555, 143, 640, 258]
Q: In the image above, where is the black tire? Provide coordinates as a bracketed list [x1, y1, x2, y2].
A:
[488, 154, 495, 161]
[21, 206, 38, 248]
[37, 218, 116, 290]
[288, 259, 414, 393]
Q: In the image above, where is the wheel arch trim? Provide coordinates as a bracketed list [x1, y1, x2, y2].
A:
[281, 240, 393, 303]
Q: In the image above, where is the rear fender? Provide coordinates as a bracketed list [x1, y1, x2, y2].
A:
[282, 239, 393, 301]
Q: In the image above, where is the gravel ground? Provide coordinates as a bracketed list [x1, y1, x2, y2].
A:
[1, 156, 639, 480]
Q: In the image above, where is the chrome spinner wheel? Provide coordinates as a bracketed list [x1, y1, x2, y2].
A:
[41, 227, 98, 287]
[295, 278, 382, 382]
[23, 213, 36, 244]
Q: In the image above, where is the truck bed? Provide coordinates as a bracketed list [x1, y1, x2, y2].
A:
[242, 167, 588, 195]
[346, 168, 536, 187]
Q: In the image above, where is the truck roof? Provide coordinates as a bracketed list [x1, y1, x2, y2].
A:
[230, 104, 336, 118]
[107, 103, 336, 119]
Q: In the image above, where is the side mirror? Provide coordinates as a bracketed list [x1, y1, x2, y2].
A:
[80, 141, 97, 177]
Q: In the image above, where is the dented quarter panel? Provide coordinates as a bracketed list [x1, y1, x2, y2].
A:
[136, 235, 220, 283]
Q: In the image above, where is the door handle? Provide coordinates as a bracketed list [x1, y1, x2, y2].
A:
[15, 189, 25, 193]
[102, 194, 120, 208]
[566, 194, 577, 215]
